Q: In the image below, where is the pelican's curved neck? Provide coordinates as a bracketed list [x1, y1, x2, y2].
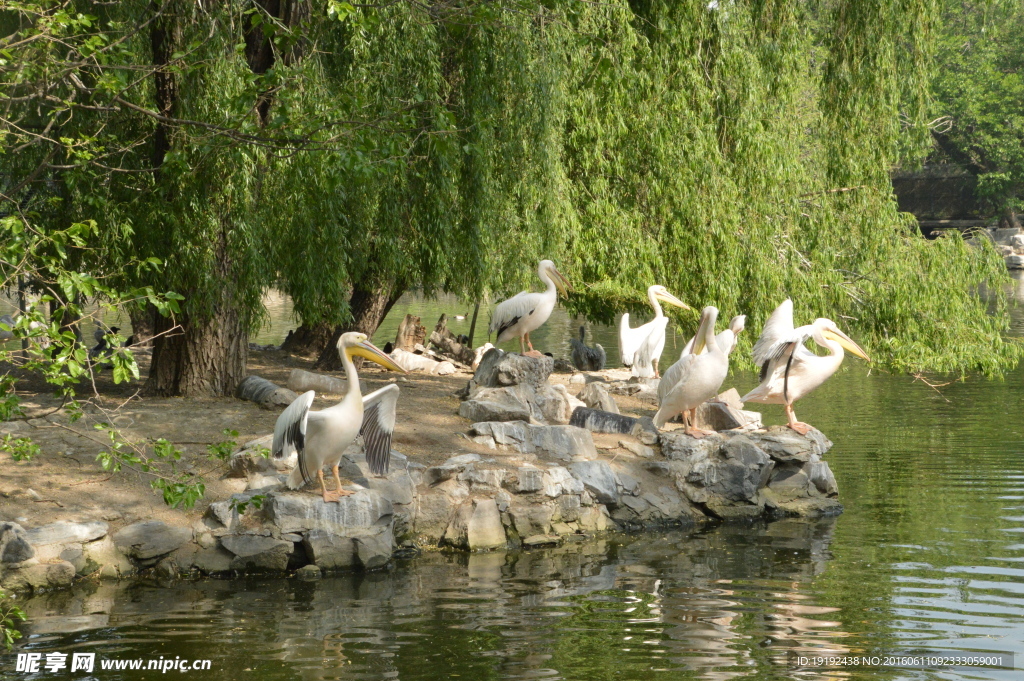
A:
[538, 266, 556, 297]
[813, 327, 844, 359]
[648, 288, 664, 318]
[339, 346, 361, 404]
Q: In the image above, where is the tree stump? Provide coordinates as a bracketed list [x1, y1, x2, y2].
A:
[430, 314, 476, 366]
[395, 314, 426, 351]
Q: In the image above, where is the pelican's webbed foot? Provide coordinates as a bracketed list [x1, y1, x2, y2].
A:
[787, 422, 813, 435]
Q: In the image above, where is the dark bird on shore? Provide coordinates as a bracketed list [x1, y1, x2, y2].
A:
[89, 325, 121, 363]
[570, 326, 606, 371]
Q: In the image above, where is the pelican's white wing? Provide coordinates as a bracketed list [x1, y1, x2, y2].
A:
[490, 290, 536, 342]
[360, 383, 401, 476]
[632, 317, 668, 378]
[751, 299, 795, 366]
[653, 354, 699, 427]
[620, 313, 656, 366]
[273, 390, 315, 484]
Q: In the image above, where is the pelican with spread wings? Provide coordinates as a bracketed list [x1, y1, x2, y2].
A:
[489, 259, 571, 355]
[273, 332, 407, 502]
[741, 299, 870, 434]
[619, 285, 690, 378]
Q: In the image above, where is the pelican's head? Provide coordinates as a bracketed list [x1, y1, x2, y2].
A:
[814, 319, 870, 361]
[539, 259, 572, 296]
[729, 315, 746, 335]
[649, 285, 691, 310]
[339, 332, 408, 372]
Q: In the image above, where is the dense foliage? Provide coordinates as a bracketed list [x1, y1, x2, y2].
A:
[930, 0, 1024, 228]
[1, 0, 1020, 404]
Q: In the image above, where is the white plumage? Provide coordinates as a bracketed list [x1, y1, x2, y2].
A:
[653, 306, 729, 433]
[489, 259, 571, 354]
[741, 299, 870, 433]
[272, 332, 407, 502]
[659, 314, 745, 405]
[619, 285, 690, 378]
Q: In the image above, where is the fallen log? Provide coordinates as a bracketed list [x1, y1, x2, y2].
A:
[429, 314, 476, 366]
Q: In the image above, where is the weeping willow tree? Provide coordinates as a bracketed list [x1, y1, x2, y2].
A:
[3, 0, 1020, 402]
[548, 0, 1019, 374]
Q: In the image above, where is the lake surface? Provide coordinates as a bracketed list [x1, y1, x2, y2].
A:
[7, 281, 1024, 680]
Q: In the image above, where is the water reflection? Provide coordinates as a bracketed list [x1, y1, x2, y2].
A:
[14, 522, 850, 681]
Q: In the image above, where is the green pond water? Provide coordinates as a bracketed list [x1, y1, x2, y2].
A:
[7, 282, 1024, 680]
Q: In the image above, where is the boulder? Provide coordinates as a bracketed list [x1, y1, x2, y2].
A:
[354, 534, 394, 569]
[579, 382, 619, 414]
[541, 466, 584, 497]
[568, 461, 620, 506]
[113, 521, 192, 561]
[228, 435, 294, 478]
[0, 522, 34, 564]
[265, 489, 393, 536]
[757, 427, 833, 462]
[442, 499, 507, 550]
[516, 467, 544, 493]
[82, 536, 134, 578]
[692, 401, 762, 431]
[461, 349, 573, 424]
[618, 440, 655, 458]
[469, 421, 598, 461]
[661, 431, 774, 514]
[302, 530, 356, 569]
[191, 547, 235, 574]
[220, 534, 293, 572]
[23, 521, 108, 547]
[2, 560, 76, 592]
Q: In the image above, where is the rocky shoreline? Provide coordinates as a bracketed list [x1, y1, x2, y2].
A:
[0, 351, 841, 593]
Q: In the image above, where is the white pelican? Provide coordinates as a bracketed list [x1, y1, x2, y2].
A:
[653, 306, 729, 435]
[619, 285, 690, 378]
[658, 314, 745, 405]
[273, 332, 407, 502]
[489, 259, 571, 355]
[569, 325, 606, 371]
[741, 299, 870, 434]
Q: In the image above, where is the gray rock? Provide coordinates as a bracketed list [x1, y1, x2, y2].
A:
[542, 466, 584, 497]
[516, 467, 544, 493]
[191, 547, 234, 574]
[442, 499, 507, 551]
[0, 522, 34, 563]
[757, 427, 833, 462]
[113, 521, 192, 561]
[523, 534, 562, 547]
[82, 536, 134, 578]
[579, 382, 619, 414]
[660, 431, 724, 462]
[495, 490, 512, 513]
[445, 453, 483, 466]
[458, 395, 531, 423]
[302, 530, 356, 569]
[221, 534, 293, 571]
[469, 421, 597, 461]
[510, 503, 555, 537]
[459, 467, 506, 490]
[59, 544, 86, 573]
[425, 465, 462, 486]
[354, 534, 394, 569]
[297, 564, 322, 580]
[558, 494, 581, 522]
[265, 489, 393, 536]
[568, 461, 620, 506]
[569, 407, 640, 435]
[462, 349, 572, 424]
[23, 521, 108, 547]
[693, 401, 762, 431]
[2, 560, 76, 592]
[616, 472, 641, 495]
[621, 495, 650, 514]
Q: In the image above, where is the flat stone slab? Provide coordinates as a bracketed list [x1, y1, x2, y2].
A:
[568, 460, 620, 506]
[23, 521, 108, 547]
[470, 421, 597, 461]
[113, 521, 192, 561]
[265, 489, 393, 536]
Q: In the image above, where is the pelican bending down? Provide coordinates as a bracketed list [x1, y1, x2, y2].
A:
[741, 299, 870, 434]
[569, 326, 606, 371]
[489, 260, 571, 355]
[619, 285, 690, 378]
[659, 314, 746, 405]
[654, 307, 729, 435]
[273, 332, 407, 502]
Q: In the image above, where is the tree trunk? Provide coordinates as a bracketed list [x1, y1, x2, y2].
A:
[313, 283, 404, 371]
[280, 321, 334, 354]
[999, 206, 1022, 231]
[147, 303, 248, 397]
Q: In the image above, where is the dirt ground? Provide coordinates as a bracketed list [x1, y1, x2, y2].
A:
[0, 347, 658, 533]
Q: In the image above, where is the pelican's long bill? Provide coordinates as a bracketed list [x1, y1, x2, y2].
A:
[655, 290, 691, 310]
[551, 267, 572, 296]
[823, 328, 870, 362]
[348, 341, 409, 373]
[691, 308, 711, 355]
